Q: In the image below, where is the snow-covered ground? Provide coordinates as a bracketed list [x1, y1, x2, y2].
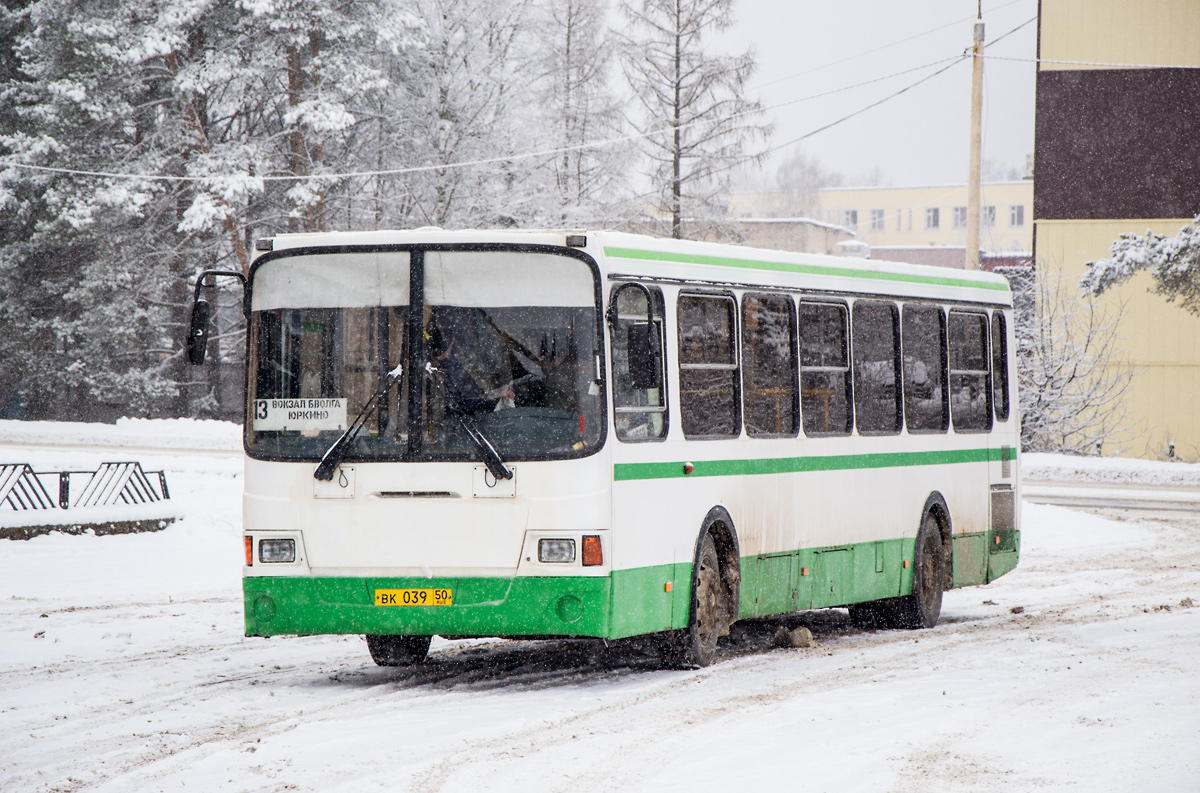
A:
[2, 422, 1198, 792]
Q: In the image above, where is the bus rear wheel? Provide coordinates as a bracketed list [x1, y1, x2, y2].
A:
[893, 513, 944, 629]
[366, 634, 432, 666]
[659, 532, 723, 668]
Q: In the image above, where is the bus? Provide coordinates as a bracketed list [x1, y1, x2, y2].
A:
[187, 229, 1020, 668]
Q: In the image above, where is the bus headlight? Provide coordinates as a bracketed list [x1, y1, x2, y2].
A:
[259, 538, 296, 564]
[538, 538, 576, 563]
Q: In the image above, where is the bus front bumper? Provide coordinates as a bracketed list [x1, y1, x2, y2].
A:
[243, 575, 612, 638]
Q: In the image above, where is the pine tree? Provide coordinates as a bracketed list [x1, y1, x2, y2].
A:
[0, 0, 422, 419]
[618, 0, 768, 238]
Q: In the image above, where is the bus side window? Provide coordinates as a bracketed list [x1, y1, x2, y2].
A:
[611, 284, 668, 441]
[948, 310, 993, 432]
[677, 293, 741, 438]
[902, 304, 949, 433]
[742, 293, 798, 437]
[991, 311, 1010, 422]
[852, 300, 902, 435]
[799, 301, 853, 436]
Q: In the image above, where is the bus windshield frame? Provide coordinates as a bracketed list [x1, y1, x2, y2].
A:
[244, 243, 607, 465]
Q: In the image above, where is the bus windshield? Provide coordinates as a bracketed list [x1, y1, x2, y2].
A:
[247, 248, 604, 462]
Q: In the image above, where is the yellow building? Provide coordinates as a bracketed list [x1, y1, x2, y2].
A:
[729, 181, 1033, 255]
[1034, 0, 1200, 459]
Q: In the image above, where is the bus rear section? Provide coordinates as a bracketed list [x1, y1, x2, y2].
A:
[238, 242, 617, 650]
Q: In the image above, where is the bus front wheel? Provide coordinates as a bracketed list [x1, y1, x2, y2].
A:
[366, 634, 432, 666]
[659, 532, 723, 668]
[893, 513, 944, 629]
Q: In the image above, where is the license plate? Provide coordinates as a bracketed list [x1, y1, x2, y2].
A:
[374, 588, 452, 606]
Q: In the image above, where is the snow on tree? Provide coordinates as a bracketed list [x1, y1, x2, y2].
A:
[618, 0, 769, 239]
[1079, 215, 1200, 316]
[0, 0, 421, 420]
[1001, 266, 1138, 455]
[378, 0, 546, 229]
[531, 0, 631, 224]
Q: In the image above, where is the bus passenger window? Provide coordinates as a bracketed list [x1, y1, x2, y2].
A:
[948, 311, 992, 432]
[611, 284, 668, 441]
[678, 294, 740, 438]
[799, 302, 852, 436]
[742, 294, 798, 437]
[852, 301, 902, 435]
[902, 304, 948, 433]
[991, 311, 1010, 422]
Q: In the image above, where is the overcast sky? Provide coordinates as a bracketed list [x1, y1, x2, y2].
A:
[716, 0, 1039, 188]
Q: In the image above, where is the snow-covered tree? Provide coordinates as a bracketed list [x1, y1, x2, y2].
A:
[1003, 267, 1138, 455]
[378, 0, 543, 228]
[618, 0, 769, 238]
[0, 0, 421, 419]
[1080, 215, 1200, 316]
[532, 0, 630, 223]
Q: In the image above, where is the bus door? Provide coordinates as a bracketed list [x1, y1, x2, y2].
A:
[986, 309, 1018, 580]
[947, 309, 994, 586]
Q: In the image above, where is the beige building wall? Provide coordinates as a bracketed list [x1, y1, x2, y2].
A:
[729, 182, 1033, 254]
[1038, 0, 1200, 70]
[1035, 220, 1200, 459]
[1035, 0, 1200, 459]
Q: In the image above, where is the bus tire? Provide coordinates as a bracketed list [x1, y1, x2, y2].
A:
[660, 532, 724, 668]
[893, 512, 944, 629]
[366, 634, 432, 666]
[847, 600, 892, 629]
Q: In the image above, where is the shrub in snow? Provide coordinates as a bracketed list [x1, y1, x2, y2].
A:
[997, 267, 1138, 455]
[1080, 215, 1200, 317]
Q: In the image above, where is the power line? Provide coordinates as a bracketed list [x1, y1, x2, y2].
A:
[748, 0, 1032, 92]
[763, 56, 967, 157]
[0, 14, 1042, 188]
[0, 55, 966, 185]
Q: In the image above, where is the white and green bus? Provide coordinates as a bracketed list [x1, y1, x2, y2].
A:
[188, 229, 1019, 667]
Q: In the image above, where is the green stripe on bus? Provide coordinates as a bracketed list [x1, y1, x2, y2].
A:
[242, 527, 1019, 641]
[613, 446, 1000, 481]
[603, 246, 1011, 292]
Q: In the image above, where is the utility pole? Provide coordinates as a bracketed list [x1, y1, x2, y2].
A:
[965, 9, 984, 271]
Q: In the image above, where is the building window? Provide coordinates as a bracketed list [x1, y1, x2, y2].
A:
[983, 205, 996, 228]
[952, 206, 967, 229]
[844, 210, 858, 230]
[869, 209, 885, 231]
[925, 208, 940, 230]
[896, 209, 903, 231]
[1009, 204, 1025, 226]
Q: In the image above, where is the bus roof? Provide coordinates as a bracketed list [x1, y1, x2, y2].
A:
[261, 228, 1014, 306]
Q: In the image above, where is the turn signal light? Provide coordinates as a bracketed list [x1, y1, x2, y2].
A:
[244, 536, 253, 566]
[582, 535, 603, 566]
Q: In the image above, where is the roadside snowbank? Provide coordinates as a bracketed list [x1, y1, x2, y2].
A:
[1022, 451, 1200, 487]
[0, 417, 242, 451]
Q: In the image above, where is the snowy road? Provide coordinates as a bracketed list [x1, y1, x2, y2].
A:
[2, 431, 1199, 791]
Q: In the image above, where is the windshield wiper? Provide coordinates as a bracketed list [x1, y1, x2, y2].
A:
[314, 364, 403, 481]
[425, 362, 514, 481]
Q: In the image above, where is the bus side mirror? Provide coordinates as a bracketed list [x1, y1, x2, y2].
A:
[187, 299, 211, 365]
[627, 322, 660, 389]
